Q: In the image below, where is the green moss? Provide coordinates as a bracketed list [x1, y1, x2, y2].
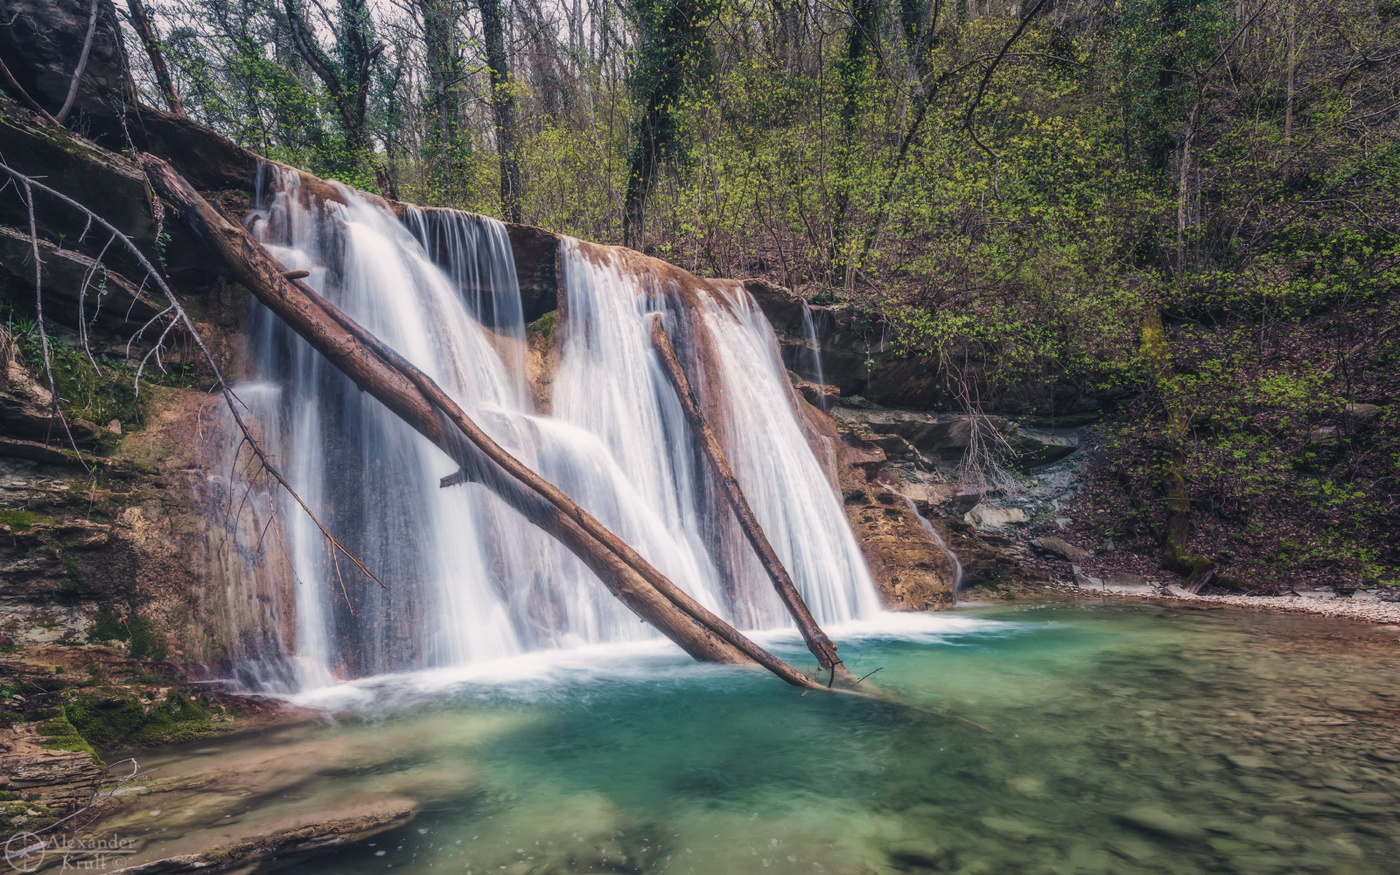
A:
[0, 509, 53, 531]
[57, 552, 87, 600]
[85, 608, 167, 659]
[35, 712, 99, 760]
[526, 310, 558, 341]
[127, 615, 167, 660]
[65, 689, 215, 750]
[1, 798, 65, 834]
[136, 690, 215, 745]
[63, 694, 145, 750]
[88, 605, 128, 644]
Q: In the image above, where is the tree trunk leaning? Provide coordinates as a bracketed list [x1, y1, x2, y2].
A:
[650, 318, 846, 679]
[137, 153, 823, 690]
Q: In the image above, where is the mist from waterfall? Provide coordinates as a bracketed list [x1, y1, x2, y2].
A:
[222, 171, 878, 692]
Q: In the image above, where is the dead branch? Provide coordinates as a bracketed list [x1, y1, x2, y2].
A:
[56, 0, 102, 125]
[16, 175, 90, 473]
[124, 0, 186, 116]
[650, 317, 846, 680]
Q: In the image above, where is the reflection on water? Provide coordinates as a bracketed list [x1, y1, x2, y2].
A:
[86, 604, 1400, 873]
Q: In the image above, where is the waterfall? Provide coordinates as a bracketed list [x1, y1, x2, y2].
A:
[224, 171, 879, 691]
[880, 484, 965, 595]
[799, 300, 828, 408]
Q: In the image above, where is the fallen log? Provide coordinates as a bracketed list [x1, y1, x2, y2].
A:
[650, 318, 845, 679]
[137, 153, 823, 691]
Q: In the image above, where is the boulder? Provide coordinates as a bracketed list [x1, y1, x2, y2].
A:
[1030, 536, 1089, 562]
[1345, 402, 1383, 425]
[0, 0, 136, 127]
[964, 505, 1028, 531]
[795, 381, 840, 407]
[1102, 573, 1154, 594]
[1008, 426, 1080, 467]
[1072, 565, 1104, 590]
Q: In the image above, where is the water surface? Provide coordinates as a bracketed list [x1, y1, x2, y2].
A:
[93, 603, 1400, 873]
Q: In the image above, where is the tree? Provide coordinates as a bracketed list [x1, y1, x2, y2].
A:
[282, 0, 387, 176]
[474, 0, 523, 222]
[622, 0, 718, 249]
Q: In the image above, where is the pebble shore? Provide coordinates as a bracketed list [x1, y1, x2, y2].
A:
[1156, 589, 1400, 625]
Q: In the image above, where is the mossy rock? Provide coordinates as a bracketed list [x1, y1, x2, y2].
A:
[34, 712, 98, 760]
[86, 608, 169, 659]
[1, 798, 65, 833]
[65, 689, 215, 751]
[526, 310, 558, 340]
[0, 509, 56, 532]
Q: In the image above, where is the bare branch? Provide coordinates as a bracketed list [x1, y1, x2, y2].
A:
[56, 0, 102, 125]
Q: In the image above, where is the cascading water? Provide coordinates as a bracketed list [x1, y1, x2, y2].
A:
[880, 484, 965, 595]
[799, 300, 829, 408]
[224, 170, 879, 692]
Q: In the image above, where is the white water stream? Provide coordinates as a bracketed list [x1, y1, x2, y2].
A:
[222, 172, 879, 692]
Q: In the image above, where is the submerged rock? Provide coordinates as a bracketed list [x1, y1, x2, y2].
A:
[1118, 807, 1207, 841]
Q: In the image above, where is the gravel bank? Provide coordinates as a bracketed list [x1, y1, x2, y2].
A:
[1154, 590, 1400, 625]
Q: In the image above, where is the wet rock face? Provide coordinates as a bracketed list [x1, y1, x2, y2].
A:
[0, 0, 134, 126]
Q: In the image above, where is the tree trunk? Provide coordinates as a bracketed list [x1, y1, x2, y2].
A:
[1141, 311, 1214, 588]
[476, 0, 523, 223]
[1175, 123, 1192, 272]
[125, 0, 185, 116]
[622, 0, 714, 250]
[138, 153, 825, 690]
[1284, 0, 1296, 148]
[650, 319, 846, 679]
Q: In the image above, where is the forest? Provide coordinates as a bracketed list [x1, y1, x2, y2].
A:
[108, 0, 1398, 588]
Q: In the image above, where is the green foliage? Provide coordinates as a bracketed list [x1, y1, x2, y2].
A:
[526, 310, 558, 341]
[151, 0, 1398, 585]
[1115, 0, 1229, 173]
